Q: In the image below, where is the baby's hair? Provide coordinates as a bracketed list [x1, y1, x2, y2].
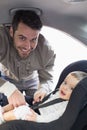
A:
[70, 71, 87, 81]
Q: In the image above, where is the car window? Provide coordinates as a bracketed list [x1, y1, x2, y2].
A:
[41, 26, 87, 85]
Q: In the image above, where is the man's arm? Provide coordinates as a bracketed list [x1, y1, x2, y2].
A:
[34, 53, 56, 103]
[0, 78, 26, 107]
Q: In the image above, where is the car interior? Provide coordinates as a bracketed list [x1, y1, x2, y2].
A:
[0, 0, 87, 46]
[0, 0, 87, 130]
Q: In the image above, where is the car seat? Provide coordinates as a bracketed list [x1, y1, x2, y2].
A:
[0, 60, 87, 130]
[56, 60, 87, 88]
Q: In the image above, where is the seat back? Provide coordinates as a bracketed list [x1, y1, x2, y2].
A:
[71, 104, 87, 130]
[56, 60, 87, 88]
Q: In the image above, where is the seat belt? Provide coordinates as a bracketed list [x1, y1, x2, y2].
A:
[31, 98, 65, 110]
[39, 87, 59, 103]
[30, 88, 65, 110]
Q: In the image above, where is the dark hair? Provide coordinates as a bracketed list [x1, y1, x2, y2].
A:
[12, 10, 42, 33]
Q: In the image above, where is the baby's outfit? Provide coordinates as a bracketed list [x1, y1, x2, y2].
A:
[0, 105, 32, 125]
[13, 105, 32, 120]
[0, 106, 4, 124]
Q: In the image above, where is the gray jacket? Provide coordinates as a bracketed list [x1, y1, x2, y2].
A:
[0, 25, 56, 97]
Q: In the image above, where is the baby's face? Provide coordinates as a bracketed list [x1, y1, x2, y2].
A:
[59, 74, 79, 100]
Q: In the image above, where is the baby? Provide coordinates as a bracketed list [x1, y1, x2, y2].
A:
[0, 71, 87, 124]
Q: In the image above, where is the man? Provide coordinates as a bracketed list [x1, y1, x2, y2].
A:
[0, 10, 56, 107]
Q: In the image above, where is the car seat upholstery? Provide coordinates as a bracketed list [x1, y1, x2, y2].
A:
[56, 60, 87, 88]
[71, 104, 87, 130]
[0, 60, 87, 130]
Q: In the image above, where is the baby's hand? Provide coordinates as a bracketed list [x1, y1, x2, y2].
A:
[25, 108, 37, 122]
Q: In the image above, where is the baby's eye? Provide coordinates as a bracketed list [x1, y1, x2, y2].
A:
[70, 87, 74, 90]
[63, 81, 67, 85]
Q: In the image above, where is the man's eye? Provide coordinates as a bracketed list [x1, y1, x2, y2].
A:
[31, 38, 37, 43]
[19, 36, 26, 41]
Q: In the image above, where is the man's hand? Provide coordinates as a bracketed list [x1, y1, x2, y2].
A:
[8, 89, 26, 108]
[33, 90, 47, 104]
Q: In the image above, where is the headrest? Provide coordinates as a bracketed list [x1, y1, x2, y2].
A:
[9, 7, 42, 18]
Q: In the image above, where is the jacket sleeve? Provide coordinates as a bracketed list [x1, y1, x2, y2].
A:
[38, 55, 56, 94]
[0, 78, 17, 98]
[37, 34, 56, 94]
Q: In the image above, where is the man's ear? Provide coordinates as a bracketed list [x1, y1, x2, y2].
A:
[10, 26, 13, 37]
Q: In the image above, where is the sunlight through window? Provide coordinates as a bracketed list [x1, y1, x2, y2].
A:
[41, 26, 87, 85]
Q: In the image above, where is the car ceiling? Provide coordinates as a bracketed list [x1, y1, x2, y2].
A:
[0, 0, 87, 45]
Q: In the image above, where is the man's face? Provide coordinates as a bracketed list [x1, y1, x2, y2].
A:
[10, 22, 40, 58]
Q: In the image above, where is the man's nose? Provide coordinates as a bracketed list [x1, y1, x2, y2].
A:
[24, 41, 31, 50]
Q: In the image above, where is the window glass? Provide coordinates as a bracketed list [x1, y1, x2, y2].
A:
[41, 26, 87, 85]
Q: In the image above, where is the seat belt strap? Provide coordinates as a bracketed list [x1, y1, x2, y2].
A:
[31, 98, 65, 110]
